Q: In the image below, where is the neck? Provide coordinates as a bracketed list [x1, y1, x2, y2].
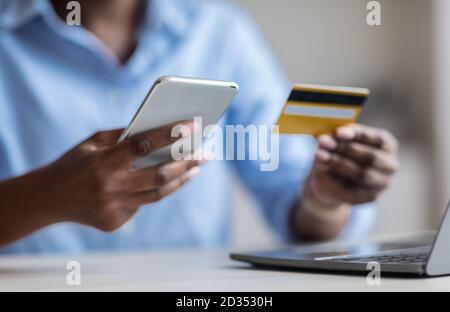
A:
[52, 0, 144, 27]
[50, 0, 145, 64]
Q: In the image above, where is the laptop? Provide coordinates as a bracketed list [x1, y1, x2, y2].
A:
[230, 201, 450, 276]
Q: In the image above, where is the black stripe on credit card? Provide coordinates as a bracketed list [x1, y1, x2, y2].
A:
[288, 90, 367, 106]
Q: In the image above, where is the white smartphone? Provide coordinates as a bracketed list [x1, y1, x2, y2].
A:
[119, 76, 239, 168]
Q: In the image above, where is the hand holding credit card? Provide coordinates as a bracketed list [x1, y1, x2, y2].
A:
[276, 84, 369, 137]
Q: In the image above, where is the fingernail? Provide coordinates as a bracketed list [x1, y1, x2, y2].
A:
[186, 166, 200, 178]
[318, 135, 337, 150]
[196, 159, 206, 166]
[336, 127, 355, 140]
[316, 149, 331, 162]
[204, 152, 212, 159]
[184, 120, 197, 130]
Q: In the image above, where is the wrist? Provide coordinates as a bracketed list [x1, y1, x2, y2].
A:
[291, 186, 351, 241]
[18, 165, 63, 227]
[0, 165, 62, 246]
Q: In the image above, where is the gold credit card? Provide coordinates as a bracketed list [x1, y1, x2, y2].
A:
[276, 84, 370, 137]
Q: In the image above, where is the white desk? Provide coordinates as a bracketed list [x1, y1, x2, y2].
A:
[0, 249, 449, 291]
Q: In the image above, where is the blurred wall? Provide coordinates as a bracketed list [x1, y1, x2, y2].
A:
[231, 0, 435, 248]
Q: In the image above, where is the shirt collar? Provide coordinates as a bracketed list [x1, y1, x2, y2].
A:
[0, 0, 50, 30]
[0, 0, 195, 36]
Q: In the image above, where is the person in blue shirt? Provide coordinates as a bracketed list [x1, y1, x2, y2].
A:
[0, 0, 399, 254]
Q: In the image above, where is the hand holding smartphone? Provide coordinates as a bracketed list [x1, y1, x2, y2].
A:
[119, 76, 239, 168]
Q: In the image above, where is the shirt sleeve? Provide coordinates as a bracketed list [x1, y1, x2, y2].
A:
[224, 6, 377, 241]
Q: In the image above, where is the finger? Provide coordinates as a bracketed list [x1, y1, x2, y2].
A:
[328, 153, 390, 189]
[125, 159, 202, 193]
[335, 124, 398, 152]
[315, 148, 332, 164]
[341, 187, 379, 205]
[318, 135, 338, 151]
[314, 172, 380, 205]
[128, 167, 200, 207]
[109, 120, 196, 165]
[335, 142, 399, 173]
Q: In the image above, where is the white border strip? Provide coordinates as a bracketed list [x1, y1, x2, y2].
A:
[284, 105, 356, 119]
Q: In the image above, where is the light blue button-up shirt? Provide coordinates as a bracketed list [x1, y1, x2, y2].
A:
[0, 0, 376, 254]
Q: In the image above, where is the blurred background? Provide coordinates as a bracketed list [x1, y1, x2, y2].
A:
[230, 0, 450, 248]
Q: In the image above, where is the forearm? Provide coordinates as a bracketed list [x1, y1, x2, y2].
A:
[291, 185, 351, 241]
[0, 166, 57, 247]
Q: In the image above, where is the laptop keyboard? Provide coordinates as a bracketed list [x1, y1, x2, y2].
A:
[328, 253, 429, 264]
